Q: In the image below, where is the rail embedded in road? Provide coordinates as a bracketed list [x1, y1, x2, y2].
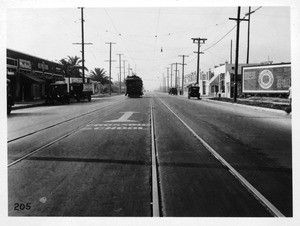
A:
[156, 94, 285, 217]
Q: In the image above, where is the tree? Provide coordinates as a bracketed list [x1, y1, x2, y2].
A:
[59, 58, 71, 77]
[67, 56, 82, 78]
[59, 56, 88, 78]
[90, 68, 112, 85]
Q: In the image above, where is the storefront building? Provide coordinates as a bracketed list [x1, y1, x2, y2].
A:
[183, 70, 210, 96]
[7, 49, 64, 101]
[209, 62, 253, 98]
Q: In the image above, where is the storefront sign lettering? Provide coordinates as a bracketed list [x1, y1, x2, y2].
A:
[19, 59, 31, 69]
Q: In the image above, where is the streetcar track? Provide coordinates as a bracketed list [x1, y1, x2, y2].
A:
[8, 94, 163, 217]
[7, 99, 124, 143]
[7, 100, 123, 168]
[150, 98, 161, 217]
[156, 94, 285, 217]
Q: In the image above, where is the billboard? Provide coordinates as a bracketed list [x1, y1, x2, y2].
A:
[242, 63, 291, 93]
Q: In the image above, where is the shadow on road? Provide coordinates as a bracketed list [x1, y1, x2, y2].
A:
[25, 156, 150, 166]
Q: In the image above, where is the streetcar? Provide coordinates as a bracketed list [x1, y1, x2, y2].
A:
[125, 74, 144, 98]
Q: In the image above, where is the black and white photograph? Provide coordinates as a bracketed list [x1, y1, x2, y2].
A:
[2, 0, 300, 225]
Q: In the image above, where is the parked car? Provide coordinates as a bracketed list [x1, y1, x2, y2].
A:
[7, 79, 14, 114]
[188, 84, 200, 99]
[169, 87, 178, 95]
[45, 81, 70, 104]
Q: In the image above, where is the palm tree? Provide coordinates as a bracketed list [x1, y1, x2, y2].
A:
[67, 56, 83, 78]
[59, 56, 88, 78]
[59, 58, 71, 77]
[90, 68, 111, 85]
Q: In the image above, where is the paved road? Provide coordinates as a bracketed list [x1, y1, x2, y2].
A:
[7, 92, 292, 217]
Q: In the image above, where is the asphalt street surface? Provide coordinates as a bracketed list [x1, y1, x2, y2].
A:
[7, 92, 292, 217]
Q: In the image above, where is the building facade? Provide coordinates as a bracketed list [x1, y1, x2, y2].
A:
[209, 63, 253, 98]
[183, 70, 210, 96]
[7, 49, 65, 101]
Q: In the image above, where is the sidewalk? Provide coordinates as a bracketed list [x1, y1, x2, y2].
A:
[12, 100, 45, 110]
[179, 93, 290, 115]
[11, 93, 122, 110]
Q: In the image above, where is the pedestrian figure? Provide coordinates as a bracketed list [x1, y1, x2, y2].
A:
[286, 86, 292, 114]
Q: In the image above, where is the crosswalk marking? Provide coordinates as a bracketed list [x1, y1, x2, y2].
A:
[80, 123, 149, 131]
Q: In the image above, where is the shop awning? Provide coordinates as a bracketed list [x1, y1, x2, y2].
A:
[23, 74, 46, 84]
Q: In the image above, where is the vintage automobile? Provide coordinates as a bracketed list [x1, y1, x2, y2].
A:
[188, 84, 200, 99]
[70, 83, 93, 102]
[169, 87, 178, 95]
[45, 81, 70, 104]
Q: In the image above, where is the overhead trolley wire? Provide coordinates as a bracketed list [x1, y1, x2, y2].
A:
[203, 6, 262, 52]
[104, 8, 136, 66]
[152, 8, 161, 63]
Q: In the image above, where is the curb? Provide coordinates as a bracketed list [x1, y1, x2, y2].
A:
[11, 94, 120, 110]
[202, 98, 289, 115]
[12, 103, 45, 110]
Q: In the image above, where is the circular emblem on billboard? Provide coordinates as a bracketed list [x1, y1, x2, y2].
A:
[258, 70, 274, 89]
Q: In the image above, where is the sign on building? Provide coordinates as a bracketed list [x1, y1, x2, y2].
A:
[242, 63, 291, 93]
[19, 59, 31, 69]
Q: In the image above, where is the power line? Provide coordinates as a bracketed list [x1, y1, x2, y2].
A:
[203, 6, 262, 52]
[153, 8, 161, 63]
[104, 8, 135, 67]
[203, 26, 236, 52]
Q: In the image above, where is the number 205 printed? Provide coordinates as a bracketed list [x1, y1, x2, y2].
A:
[14, 203, 31, 211]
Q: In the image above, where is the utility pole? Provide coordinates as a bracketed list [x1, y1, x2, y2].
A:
[179, 55, 188, 95]
[170, 63, 175, 88]
[116, 54, 123, 94]
[246, 7, 251, 64]
[105, 42, 116, 95]
[245, 6, 258, 64]
[230, 6, 249, 102]
[162, 74, 166, 92]
[191, 38, 206, 84]
[123, 60, 126, 82]
[166, 67, 170, 91]
[80, 8, 85, 83]
[230, 40, 233, 64]
[174, 62, 180, 91]
[73, 7, 93, 83]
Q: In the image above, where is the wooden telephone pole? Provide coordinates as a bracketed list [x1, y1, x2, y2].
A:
[116, 54, 123, 94]
[191, 38, 206, 84]
[73, 7, 93, 83]
[179, 55, 188, 94]
[229, 6, 248, 102]
[105, 42, 116, 95]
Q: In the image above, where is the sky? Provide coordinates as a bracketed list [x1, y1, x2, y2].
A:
[3, 1, 294, 91]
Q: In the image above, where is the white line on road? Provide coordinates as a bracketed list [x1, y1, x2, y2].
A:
[151, 99, 160, 217]
[158, 96, 285, 217]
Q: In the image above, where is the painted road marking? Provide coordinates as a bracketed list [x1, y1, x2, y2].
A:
[104, 111, 139, 123]
[80, 123, 150, 131]
[87, 123, 148, 127]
